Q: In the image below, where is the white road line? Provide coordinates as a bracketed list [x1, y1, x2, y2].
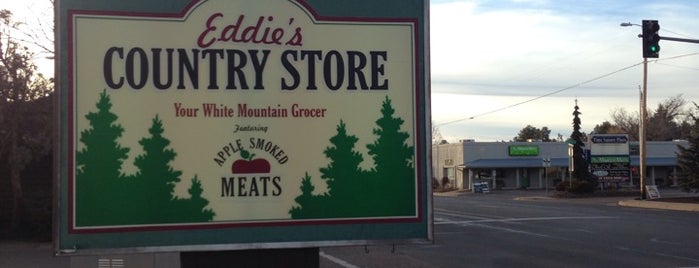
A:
[434, 215, 617, 241]
[319, 251, 359, 268]
[649, 237, 682, 245]
[614, 246, 699, 263]
[435, 211, 497, 220]
[434, 215, 617, 225]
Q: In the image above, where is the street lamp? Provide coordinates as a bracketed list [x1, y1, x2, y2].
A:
[620, 22, 640, 27]
[620, 22, 648, 200]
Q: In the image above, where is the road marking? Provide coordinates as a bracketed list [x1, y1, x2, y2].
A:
[649, 237, 682, 245]
[468, 221, 561, 239]
[573, 228, 596, 234]
[434, 208, 509, 220]
[434, 215, 617, 241]
[435, 211, 494, 220]
[434, 215, 617, 224]
[319, 251, 359, 268]
[614, 246, 699, 263]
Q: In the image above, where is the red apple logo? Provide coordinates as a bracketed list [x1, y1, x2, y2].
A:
[231, 149, 271, 174]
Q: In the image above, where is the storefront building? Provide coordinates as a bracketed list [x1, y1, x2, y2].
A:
[432, 140, 687, 191]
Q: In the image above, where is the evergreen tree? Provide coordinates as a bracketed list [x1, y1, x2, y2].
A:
[570, 100, 596, 191]
[676, 103, 699, 193]
[366, 96, 415, 215]
[75, 90, 130, 226]
[131, 115, 183, 223]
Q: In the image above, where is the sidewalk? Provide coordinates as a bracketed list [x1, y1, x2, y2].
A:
[0, 241, 69, 268]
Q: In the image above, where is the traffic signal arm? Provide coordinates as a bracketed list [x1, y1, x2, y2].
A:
[659, 35, 699, 44]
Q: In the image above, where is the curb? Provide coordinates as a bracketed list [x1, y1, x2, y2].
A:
[433, 191, 470, 197]
[618, 199, 699, 212]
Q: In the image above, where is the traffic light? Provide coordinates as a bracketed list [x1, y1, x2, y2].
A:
[642, 20, 660, 58]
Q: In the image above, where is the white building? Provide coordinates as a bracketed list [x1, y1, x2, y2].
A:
[432, 140, 687, 190]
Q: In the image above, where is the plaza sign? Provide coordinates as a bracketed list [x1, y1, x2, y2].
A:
[589, 134, 630, 182]
[55, 0, 430, 254]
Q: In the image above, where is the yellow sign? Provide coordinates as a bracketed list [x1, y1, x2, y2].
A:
[70, 0, 418, 230]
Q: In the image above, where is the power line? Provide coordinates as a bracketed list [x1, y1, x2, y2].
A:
[649, 52, 699, 62]
[662, 28, 695, 39]
[436, 62, 642, 126]
[436, 52, 699, 126]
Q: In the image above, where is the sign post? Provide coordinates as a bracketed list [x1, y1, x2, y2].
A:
[543, 157, 550, 194]
[55, 0, 431, 256]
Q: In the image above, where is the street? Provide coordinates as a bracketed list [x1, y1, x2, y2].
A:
[320, 190, 699, 267]
[2, 190, 699, 267]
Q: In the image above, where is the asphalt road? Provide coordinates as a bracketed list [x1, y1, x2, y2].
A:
[3, 190, 698, 267]
[320, 190, 699, 268]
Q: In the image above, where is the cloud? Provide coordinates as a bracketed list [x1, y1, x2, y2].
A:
[430, 0, 699, 141]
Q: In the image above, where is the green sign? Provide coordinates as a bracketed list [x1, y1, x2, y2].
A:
[508, 145, 539, 156]
[590, 156, 631, 163]
[56, 0, 430, 254]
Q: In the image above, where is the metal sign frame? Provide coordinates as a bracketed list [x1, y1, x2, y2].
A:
[54, 0, 431, 255]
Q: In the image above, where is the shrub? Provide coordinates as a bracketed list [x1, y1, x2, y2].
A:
[555, 182, 569, 192]
[568, 180, 596, 194]
[441, 177, 450, 190]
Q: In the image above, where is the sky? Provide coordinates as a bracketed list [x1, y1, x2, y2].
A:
[1, 0, 54, 75]
[431, 0, 699, 142]
[4, 0, 699, 142]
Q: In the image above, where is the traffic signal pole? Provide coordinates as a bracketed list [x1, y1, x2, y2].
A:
[638, 20, 655, 199]
[640, 58, 647, 200]
[634, 20, 699, 199]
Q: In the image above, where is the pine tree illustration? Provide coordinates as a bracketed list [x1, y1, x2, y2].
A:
[366, 96, 415, 216]
[181, 176, 216, 222]
[289, 120, 368, 219]
[75, 90, 131, 226]
[289, 97, 415, 219]
[130, 115, 215, 223]
[319, 120, 365, 208]
[130, 115, 183, 222]
[289, 173, 317, 219]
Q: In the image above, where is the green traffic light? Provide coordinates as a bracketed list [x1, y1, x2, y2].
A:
[642, 20, 660, 58]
